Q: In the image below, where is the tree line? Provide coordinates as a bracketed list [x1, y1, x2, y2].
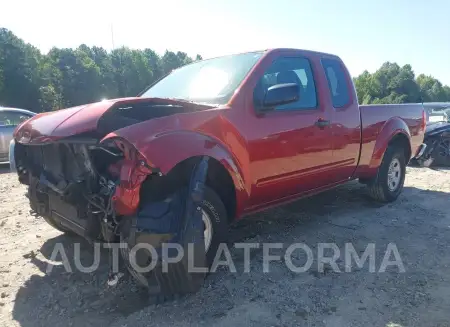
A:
[1, 28, 450, 112]
[0, 28, 202, 112]
[354, 63, 450, 105]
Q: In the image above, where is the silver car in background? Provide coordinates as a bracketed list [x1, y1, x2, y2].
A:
[0, 107, 36, 164]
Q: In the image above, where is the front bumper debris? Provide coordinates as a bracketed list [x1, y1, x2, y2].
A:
[118, 157, 210, 297]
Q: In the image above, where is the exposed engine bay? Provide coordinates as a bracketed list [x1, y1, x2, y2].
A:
[97, 100, 210, 136]
[16, 139, 125, 242]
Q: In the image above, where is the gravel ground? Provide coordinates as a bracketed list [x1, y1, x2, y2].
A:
[1, 165, 450, 327]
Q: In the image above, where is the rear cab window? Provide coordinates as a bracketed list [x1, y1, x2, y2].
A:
[254, 57, 318, 110]
[321, 58, 351, 108]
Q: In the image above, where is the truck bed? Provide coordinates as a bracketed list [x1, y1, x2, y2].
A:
[357, 103, 425, 176]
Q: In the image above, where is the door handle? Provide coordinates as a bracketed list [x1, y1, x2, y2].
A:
[315, 119, 330, 129]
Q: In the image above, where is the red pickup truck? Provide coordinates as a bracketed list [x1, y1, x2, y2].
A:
[12, 48, 426, 295]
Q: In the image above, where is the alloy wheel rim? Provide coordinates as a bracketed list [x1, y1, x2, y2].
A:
[387, 158, 402, 191]
[202, 209, 213, 252]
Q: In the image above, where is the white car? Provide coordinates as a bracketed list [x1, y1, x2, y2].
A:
[423, 103, 450, 123]
[0, 107, 36, 168]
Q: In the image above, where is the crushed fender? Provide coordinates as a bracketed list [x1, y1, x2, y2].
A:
[119, 157, 209, 297]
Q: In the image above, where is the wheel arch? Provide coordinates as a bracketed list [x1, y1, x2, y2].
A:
[139, 155, 239, 222]
[369, 117, 412, 170]
[388, 133, 411, 162]
[114, 130, 251, 219]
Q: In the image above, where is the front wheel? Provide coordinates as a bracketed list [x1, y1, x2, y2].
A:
[119, 186, 229, 295]
[367, 144, 407, 202]
[200, 186, 229, 266]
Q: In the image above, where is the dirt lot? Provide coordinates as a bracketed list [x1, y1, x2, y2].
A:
[1, 165, 450, 327]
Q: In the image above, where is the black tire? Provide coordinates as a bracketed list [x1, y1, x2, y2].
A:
[367, 144, 406, 202]
[201, 186, 229, 266]
[119, 186, 229, 296]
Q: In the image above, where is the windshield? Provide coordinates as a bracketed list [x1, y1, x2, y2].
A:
[140, 51, 264, 105]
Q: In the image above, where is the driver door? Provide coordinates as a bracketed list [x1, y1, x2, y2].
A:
[246, 56, 335, 207]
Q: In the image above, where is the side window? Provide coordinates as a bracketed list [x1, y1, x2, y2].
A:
[321, 58, 350, 108]
[254, 57, 317, 110]
[0, 112, 31, 127]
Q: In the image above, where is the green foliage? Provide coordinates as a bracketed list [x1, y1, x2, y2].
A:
[1, 28, 449, 112]
[354, 62, 450, 104]
[0, 28, 199, 112]
[0, 28, 42, 110]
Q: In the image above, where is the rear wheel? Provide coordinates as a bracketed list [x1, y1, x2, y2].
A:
[367, 144, 406, 202]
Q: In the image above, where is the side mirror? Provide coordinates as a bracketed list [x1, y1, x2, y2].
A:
[263, 83, 299, 108]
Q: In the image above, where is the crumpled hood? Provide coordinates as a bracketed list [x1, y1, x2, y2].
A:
[13, 99, 126, 144]
[13, 97, 213, 144]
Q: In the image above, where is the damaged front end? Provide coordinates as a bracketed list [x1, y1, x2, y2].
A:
[14, 134, 209, 296]
[15, 136, 149, 241]
[120, 157, 209, 296]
